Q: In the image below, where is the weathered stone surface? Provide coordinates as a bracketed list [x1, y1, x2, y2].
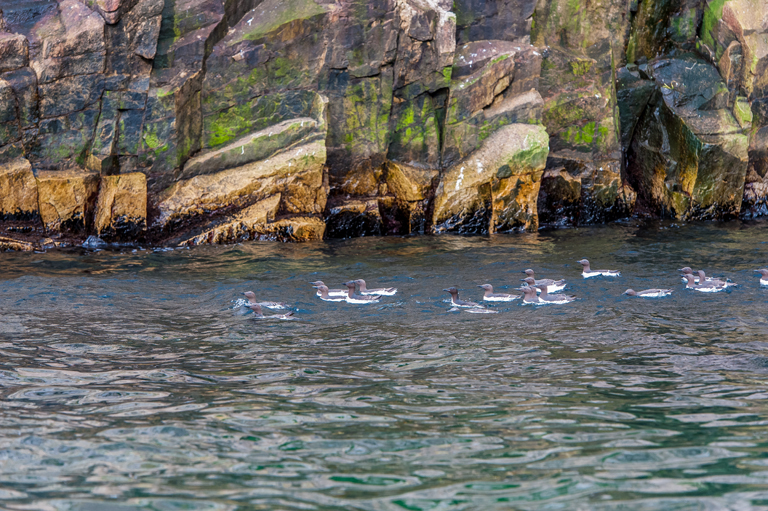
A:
[325, 199, 383, 239]
[0, 236, 35, 251]
[138, 0, 225, 186]
[0, 157, 38, 219]
[537, 168, 582, 227]
[94, 172, 147, 239]
[443, 42, 543, 168]
[191, 90, 327, 179]
[35, 168, 100, 232]
[0, 78, 22, 160]
[156, 139, 326, 229]
[453, 0, 535, 45]
[41, 0, 105, 59]
[385, 161, 437, 202]
[531, 0, 630, 225]
[263, 216, 325, 242]
[2, 67, 39, 130]
[699, 0, 768, 100]
[627, 56, 749, 220]
[0, 33, 29, 73]
[178, 194, 281, 245]
[8, 0, 768, 245]
[433, 123, 549, 233]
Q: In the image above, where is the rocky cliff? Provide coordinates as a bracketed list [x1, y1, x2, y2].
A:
[0, 0, 766, 249]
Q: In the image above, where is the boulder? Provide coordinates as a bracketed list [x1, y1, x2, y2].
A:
[155, 139, 326, 229]
[0, 158, 38, 219]
[94, 172, 147, 239]
[433, 122, 549, 233]
[626, 56, 749, 219]
[35, 169, 100, 232]
[385, 161, 437, 202]
[191, 90, 327, 179]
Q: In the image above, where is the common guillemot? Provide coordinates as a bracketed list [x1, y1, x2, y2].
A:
[521, 269, 566, 291]
[443, 287, 483, 308]
[519, 286, 542, 304]
[576, 259, 620, 278]
[623, 288, 672, 298]
[478, 284, 519, 302]
[242, 291, 288, 309]
[313, 284, 346, 302]
[521, 277, 567, 294]
[354, 279, 397, 296]
[310, 281, 346, 297]
[343, 281, 381, 304]
[756, 269, 768, 286]
[682, 274, 725, 292]
[247, 303, 295, 320]
[679, 267, 700, 283]
[536, 285, 576, 303]
[697, 270, 736, 288]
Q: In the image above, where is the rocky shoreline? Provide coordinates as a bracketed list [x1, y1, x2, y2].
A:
[1, 0, 767, 249]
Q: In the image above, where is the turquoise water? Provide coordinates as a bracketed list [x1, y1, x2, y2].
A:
[1, 220, 768, 510]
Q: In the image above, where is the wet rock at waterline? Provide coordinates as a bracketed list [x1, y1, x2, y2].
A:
[625, 55, 749, 220]
[36, 168, 100, 233]
[3, 0, 768, 248]
[432, 123, 549, 233]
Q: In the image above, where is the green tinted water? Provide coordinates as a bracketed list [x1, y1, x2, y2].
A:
[1, 220, 768, 510]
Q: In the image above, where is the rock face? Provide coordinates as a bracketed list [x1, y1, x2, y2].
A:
[36, 168, 99, 232]
[1, 0, 768, 248]
[433, 123, 548, 232]
[0, 158, 38, 219]
[94, 172, 147, 240]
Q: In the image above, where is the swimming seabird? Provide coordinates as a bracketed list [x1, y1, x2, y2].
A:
[354, 279, 397, 296]
[536, 285, 576, 303]
[310, 281, 346, 297]
[443, 287, 483, 308]
[521, 269, 566, 291]
[697, 270, 736, 288]
[343, 281, 381, 304]
[682, 274, 725, 292]
[519, 286, 542, 304]
[623, 288, 673, 298]
[576, 259, 620, 278]
[756, 269, 768, 286]
[247, 303, 295, 320]
[314, 284, 346, 302]
[478, 284, 519, 302]
[521, 276, 567, 293]
[242, 291, 288, 309]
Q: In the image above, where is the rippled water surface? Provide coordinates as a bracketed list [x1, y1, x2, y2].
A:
[2, 221, 768, 510]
